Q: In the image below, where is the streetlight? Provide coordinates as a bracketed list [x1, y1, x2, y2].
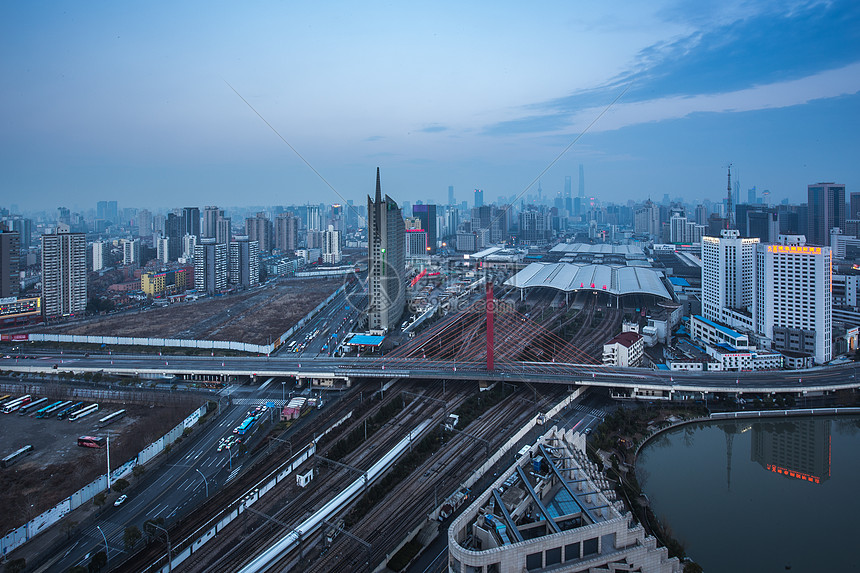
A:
[196, 469, 209, 497]
[150, 523, 172, 572]
[96, 525, 109, 568]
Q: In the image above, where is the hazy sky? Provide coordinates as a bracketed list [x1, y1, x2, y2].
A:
[2, 1, 859, 212]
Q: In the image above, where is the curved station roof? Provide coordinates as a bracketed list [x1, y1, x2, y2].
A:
[504, 262, 673, 300]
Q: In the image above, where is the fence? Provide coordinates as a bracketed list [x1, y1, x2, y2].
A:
[0, 403, 208, 557]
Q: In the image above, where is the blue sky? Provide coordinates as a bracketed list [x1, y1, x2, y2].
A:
[2, 0, 859, 212]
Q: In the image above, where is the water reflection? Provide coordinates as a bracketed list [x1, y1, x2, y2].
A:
[749, 418, 831, 484]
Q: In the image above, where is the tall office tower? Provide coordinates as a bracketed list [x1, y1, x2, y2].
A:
[41, 231, 87, 317]
[669, 214, 688, 243]
[275, 213, 299, 252]
[57, 207, 71, 227]
[182, 207, 200, 238]
[229, 236, 260, 287]
[701, 229, 759, 330]
[194, 238, 228, 294]
[306, 204, 322, 232]
[216, 217, 232, 245]
[156, 237, 170, 264]
[405, 229, 428, 257]
[850, 192, 860, 221]
[633, 200, 660, 237]
[578, 164, 585, 198]
[0, 231, 20, 297]
[445, 206, 459, 240]
[137, 209, 153, 237]
[106, 201, 118, 224]
[121, 238, 141, 266]
[474, 189, 484, 208]
[164, 213, 182, 261]
[367, 168, 405, 332]
[181, 234, 197, 260]
[330, 204, 345, 234]
[11, 218, 32, 251]
[746, 208, 779, 243]
[322, 225, 342, 264]
[97, 201, 108, 222]
[202, 206, 221, 238]
[92, 241, 108, 272]
[518, 208, 552, 245]
[448, 185, 455, 206]
[245, 212, 274, 253]
[807, 182, 845, 246]
[754, 235, 832, 364]
[695, 204, 708, 226]
[412, 204, 437, 254]
[564, 175, 572, 199]
[470, 205, 509, 244]
[748, 187, 757, 205]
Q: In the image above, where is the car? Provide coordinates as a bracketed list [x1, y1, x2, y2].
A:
[114, 494, 128, 507]
[584, 428, 592, 435]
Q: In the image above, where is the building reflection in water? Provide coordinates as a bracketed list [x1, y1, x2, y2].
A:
[750, 418, 831, 484]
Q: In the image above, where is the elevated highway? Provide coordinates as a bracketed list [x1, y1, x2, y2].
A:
[2, 354, 858, 397]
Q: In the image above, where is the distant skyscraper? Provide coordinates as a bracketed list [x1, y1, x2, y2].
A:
[42, 230, 87, 317]
[275, 213, 299, 252]
[182, 207, 200, 238]
[578, 164, 585, 198]
[755, 235, 831, 364]
[11, 218, 32, 251]
[412, 204, 437, 254]
[164, 213, 182, 261]
[367, 168, 405, 332]
[181, 234, 197, 260]
[448, 185, 455, 206]
[156, 237, 170, 264]
[850, 192, 860, 220]
[229, 236, 259, 287]
[245, 212, 274, 253]
[564, 175, 572, 198]
[474, 189, 484, 208]
[121, 238, 141, 266]
[137, 209, 153, 237]
[807, 182, 845, 246]
[0, 231, 20, 297]
[194, 238, 227, 294]
[747, 187, 757, 205]
[202, 206, 221, 239]
[323, 225, 342, 264]
[92, 241, 108, 272]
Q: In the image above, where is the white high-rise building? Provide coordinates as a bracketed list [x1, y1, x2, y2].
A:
[121, 238, 140, 266]
[701, 229, 759, 330]
[92, 241, 108, 272]
[182, 233, 198, 261]
[322, 225, 341, 264]
[754, 235, 832, 364]
[156, 237, 170, 264]
[194, 238, 228, 294]
[42, 231, 87, 317]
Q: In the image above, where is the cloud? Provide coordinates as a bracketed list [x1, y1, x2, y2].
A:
[418, 125, 448, 133]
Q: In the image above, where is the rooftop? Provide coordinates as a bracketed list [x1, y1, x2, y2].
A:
[504, 262, 672, 300]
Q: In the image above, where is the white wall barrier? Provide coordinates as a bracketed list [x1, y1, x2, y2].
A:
[27, 499, 71, 538]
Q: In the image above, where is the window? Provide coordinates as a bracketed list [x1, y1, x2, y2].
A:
[546, 547, 562, 566]
[526, 552, 543, 570]
[583, 537, 599, 556]
[565, 542, 581, 561]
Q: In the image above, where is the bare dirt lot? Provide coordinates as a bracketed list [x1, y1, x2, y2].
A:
[32, 278, 343, 345]
[0, 385, 202, 532]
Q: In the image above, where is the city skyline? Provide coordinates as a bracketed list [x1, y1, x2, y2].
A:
[2, 1, 859, 210]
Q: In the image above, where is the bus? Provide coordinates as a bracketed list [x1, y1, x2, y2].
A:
[38, 400, 72, 418]
[77, 436, 107, 448]
[68, 404, 99, 422]
[0, 395, 11, 405]
[1, 445, 34, 468]
[57, 401, 84, 420]
[2, 395, 31, 414]
[233, 416, 255, 435]
[19, 397, 48, 415]
[33, 400, 64, 418]
[97, 409, 126, 428]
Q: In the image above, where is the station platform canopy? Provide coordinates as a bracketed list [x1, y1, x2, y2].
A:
[343, 333, 385, 347]
[550, 243, 645, 256]
[504, 262, 673, 300]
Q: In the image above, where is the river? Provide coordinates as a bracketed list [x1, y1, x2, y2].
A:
[635, 415, 860, 572]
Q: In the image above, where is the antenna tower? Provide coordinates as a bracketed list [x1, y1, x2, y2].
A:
[726, 163, 733, 229]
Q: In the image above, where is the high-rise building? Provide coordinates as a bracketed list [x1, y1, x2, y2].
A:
[0, 231, 20, 297]
[578, 163, 585, 198]
[121, 238, 141, 266]
[405, 229, 428, 257]
[367, 168, 405, 332]
[306, 204, 322, 232]
[164, 213, 182, 261]
[245, 212, 274, 253]
[634, 200, 660, 238]
[701, 229, 759, 331]
[156, 237, 170, 264]
[137, 209, 153, 237]
[474, 189, 484, 208]
[850, 192, 860, 221]
[181, 234, 198, 260]
[564, 175, 572, 198]
[182, 207, 200, 238]
[92, 241, 109, 272]
[42, 231, 87, 317]
[322, 225, 342, 264]
[275, 213, 299, 252]
[194, 238, 228, 294]
[518, 208, 552, 245]
[412, 204, 437, 254]
[216, 217, 232, 245]
[202, 206, 221, 239]
[754, 235, 831, 364]
[807, 182, 845, 246]
[11, 218, 32, 251]
[229, 236, 259, 287]
[448, 185, 455, 206]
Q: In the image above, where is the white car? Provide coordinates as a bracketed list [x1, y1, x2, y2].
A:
[114, 494, 127, 507]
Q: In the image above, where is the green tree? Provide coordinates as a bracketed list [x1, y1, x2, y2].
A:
[68, 567, 87, 573]
[92, 492, 106, 510]
[88, 551, 107, 573]
[132, 464, 146, 478]
[61, 520, 79, 539]
[3, 558, 26, 573]
[112, 478, 130, 493]
[124, 525, 142, 550]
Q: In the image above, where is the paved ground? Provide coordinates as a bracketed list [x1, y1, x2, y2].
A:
[30, 278, 343, 345]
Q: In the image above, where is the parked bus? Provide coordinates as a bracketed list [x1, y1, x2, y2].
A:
[233, 416, 255, 435]
[38, 400, 72, 418]
[2, 395, 31, 414]
[57, 401, 84, 420]
[1, 445, 34, 468]
[68, 404, 99, 422]
[33, 400, 64, 418]
[77, 436, 107, 448]
[18, 397, 48, 415]
[97, 409, 126, 428]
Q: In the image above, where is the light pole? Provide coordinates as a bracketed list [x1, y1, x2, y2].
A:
[150, 523, 172, 572]
[196, 469, 209, 497]
[282, 380, 286, 404]
[96, 525, 109, 568]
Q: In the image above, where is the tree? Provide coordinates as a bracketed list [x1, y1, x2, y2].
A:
[93, 492, 106, 510]
[132, 464, 146, 478]
[3, 559, 26, 573]
[68, 567, 87, 573]
[112, 478, 130, 493]
[61, 520, 79, 539]
[88, 551, 107, 573]
[124, 525, 142, 551]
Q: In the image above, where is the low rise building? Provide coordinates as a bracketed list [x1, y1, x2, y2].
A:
[602, 331, 644, 367]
